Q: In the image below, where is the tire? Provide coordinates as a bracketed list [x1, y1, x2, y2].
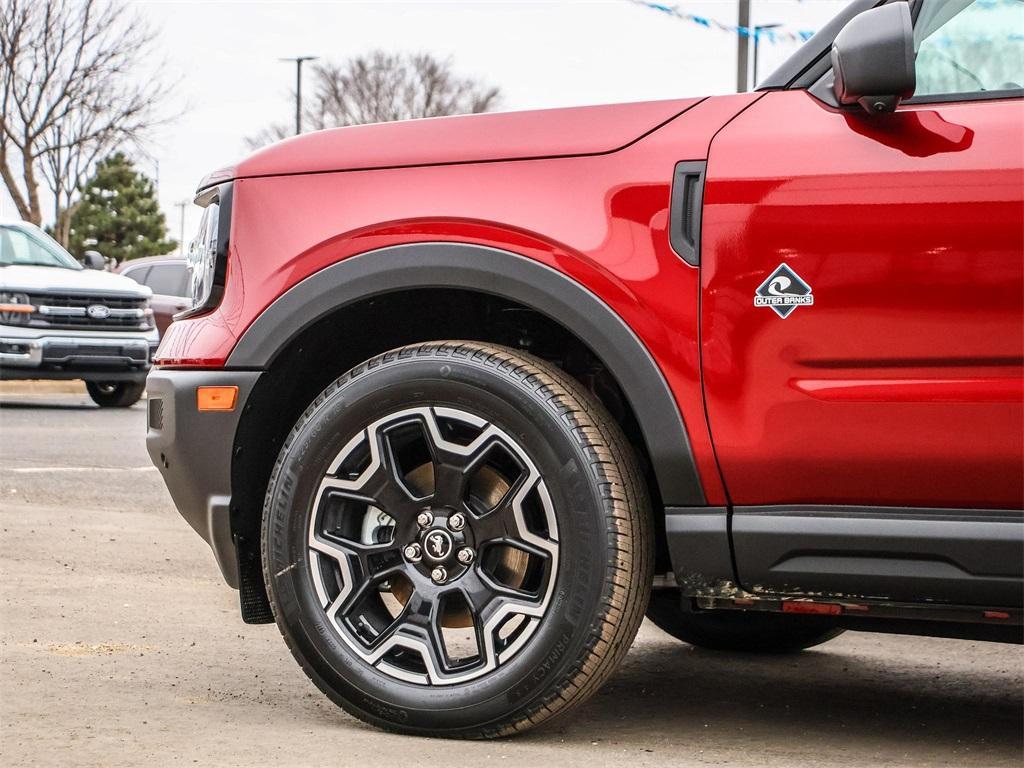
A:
[85, 380, 145, 408]
[647, 589, 844, 653]
[262, 341, 652, 738]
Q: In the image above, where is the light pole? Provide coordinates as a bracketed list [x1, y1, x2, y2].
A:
[175, 201, 188, 257]
[280, 56, 319, 135]
[753, 23, 782, 87]
[737, 0, 750, 92]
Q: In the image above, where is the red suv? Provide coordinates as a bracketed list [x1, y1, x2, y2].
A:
[147, 0, 1022, 738]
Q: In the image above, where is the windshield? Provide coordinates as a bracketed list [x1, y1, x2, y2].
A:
[0, 224, 82, 269]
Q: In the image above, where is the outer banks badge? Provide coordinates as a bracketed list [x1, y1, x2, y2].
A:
[754, 263, 814, 319]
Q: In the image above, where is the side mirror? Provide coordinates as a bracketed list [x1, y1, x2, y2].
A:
[83, 250, 105, 270]
[831, 2, 916, 115]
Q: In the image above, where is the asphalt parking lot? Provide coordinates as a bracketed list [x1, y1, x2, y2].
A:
[1, 383, 1021, 768]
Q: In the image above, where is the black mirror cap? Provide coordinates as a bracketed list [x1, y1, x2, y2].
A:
[83, 250, 105, 270]
[831, 1, 916, 115]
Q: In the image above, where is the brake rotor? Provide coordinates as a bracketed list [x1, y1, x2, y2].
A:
[389, 462, 527, 628]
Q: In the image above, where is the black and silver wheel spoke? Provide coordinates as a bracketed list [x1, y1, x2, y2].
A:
[421, 410, 504, 507]
[457, 566, 540, 622]
[429, 459, 471, 508]
[315, 423, 426, 522]
[470, 470, 539, 540]
[359, 458, 421, 520]
[309, 534, 403, 617]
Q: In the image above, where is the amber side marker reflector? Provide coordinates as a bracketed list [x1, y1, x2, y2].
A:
[782, 601, 843, 616]
[197, 385, 238, 412]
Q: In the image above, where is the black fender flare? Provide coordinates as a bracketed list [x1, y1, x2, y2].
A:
[227, 242, 705, 506]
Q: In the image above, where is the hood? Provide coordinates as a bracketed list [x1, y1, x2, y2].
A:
[224, 97, 702, 183]
[0, 264, 152, 298]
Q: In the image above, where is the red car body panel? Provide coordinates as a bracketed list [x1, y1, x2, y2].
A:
[157, 93, 764, 506]
[157, 88, 1023, 513]
[701, 91, 1024, 508]
[233, 98, 702, 179]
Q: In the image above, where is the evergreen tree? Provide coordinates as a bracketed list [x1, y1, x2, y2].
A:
[67, 153, 176, 263]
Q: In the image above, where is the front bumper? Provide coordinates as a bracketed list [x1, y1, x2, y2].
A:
[0, 323, 159, 381]
[145, 368, 261, 586]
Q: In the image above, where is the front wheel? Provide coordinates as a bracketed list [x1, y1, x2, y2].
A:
[85, 380, 145, 408]
[647, 589, 844, 653]
[262, 342, 653, 737]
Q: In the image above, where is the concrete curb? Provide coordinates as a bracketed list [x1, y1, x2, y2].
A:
[0, 380, 87, 395]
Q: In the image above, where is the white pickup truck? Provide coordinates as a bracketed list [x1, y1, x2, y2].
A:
[0, 220, 158, 407]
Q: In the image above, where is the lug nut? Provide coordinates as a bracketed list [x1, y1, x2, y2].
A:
[416, 511, 434, 528]
[448, 512, 466, 531]
[457, 547, 475, 565]
[403, 543, 422, 562]
[430, 566, 448, 584]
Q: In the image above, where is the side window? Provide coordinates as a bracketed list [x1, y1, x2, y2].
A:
[914, 0, 1024, 99]
[121, 265, 151, 286]
[145, 264, 188, 296]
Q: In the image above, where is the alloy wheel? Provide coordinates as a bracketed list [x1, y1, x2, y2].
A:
[307, 406, 559, 686]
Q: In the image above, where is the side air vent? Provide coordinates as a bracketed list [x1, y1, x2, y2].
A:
[668, 161, 707, 267]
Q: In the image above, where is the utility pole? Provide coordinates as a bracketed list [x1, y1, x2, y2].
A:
[280, 56, 319, 135]
[753, 23, 782, 87]
[737, 0, 751, 92]
[175, 201, 187, 257]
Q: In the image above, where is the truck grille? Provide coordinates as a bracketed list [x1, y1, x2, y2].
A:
[25, 292, 151, 331]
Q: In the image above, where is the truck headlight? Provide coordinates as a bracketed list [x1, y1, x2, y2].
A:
[179, 182, 232, 319]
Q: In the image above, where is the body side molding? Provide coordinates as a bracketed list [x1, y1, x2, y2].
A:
[731, 505, 1024, 608]
[226, 242, 706, 506]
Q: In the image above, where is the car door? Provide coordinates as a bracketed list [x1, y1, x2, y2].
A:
[700, 0, 1023, 605]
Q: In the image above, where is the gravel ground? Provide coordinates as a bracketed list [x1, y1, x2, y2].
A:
[1, 385, 1021, 767]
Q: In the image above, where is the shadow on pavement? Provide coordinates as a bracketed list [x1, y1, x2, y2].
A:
[0, 399, 99, 411]
[538, 635, 1023, 759]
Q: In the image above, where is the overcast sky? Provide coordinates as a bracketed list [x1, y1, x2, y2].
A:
[1, 0, 851, 245]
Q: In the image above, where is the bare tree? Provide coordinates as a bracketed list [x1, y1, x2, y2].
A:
[0, 0, 169, 242]
[248, 51, 500, 149]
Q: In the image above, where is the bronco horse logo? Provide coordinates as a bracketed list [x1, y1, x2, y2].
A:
[426, 531, 452, 559]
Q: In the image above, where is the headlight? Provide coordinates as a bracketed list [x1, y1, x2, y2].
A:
[185, 201, 219, 312]
[180, 182, 232, 319]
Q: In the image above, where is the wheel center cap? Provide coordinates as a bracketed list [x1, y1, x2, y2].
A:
[421, 529, 454, 562]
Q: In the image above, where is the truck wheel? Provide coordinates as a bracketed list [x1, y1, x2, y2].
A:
[647, 590, 844, 653]
[85, 380, 146, 408]
[262, 342, 652, 738]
